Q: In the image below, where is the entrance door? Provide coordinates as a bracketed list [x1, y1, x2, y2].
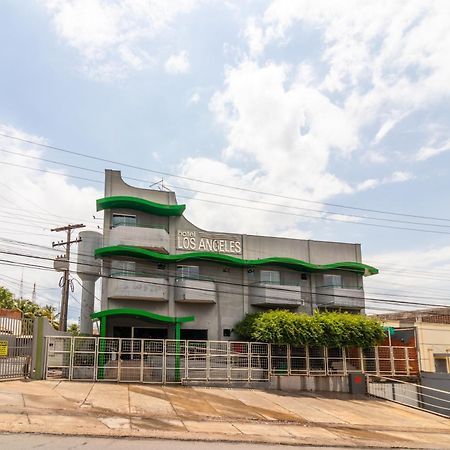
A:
[133, 328, 168, 339]
[180, 329, 208, 340]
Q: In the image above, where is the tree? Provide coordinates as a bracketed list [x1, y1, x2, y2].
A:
[68, 323, 80, 336]
[234, 310, 386, 349]
[0, 285, 59, 329]
[0, 286, 16, 309]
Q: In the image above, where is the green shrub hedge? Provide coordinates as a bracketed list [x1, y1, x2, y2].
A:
[234, 310, 385, 349]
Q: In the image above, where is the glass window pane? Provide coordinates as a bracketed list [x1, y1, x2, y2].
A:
[323, 274, 342, 287]
[260, 270, 280, 284]
[435, 358, 448, 373]
[112, 214, 136, 227]
[112, 260, 135, 275]
[176, 265, 200, 280]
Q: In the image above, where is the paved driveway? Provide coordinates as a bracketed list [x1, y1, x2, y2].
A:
[0, 380, 448, 448]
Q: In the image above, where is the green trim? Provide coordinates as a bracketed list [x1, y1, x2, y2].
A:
[96, 196, 185, 216]
[95, 245, 379, 276]
[100, 317, 107, 338]
[98, 317, 106, 379]
[91, 308, 195, 324]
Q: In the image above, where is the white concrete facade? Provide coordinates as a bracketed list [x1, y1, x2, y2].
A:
[78, 170, 376, 340]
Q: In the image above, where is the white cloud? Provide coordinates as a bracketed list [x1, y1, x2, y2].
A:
[178, 60, 358, 235]
[365, 245, 450, 314]
[251, 0, 450, 153]
[356, 171, 414, 192]
[189, 92, 201, 104]
[386, 171, 414, 183]
[164, 50, 190, 75]
[244, 17, 265, 58]
[41, 0, 200, 80]
[0, 123, 102, 322]
[415, 139, 450, 161]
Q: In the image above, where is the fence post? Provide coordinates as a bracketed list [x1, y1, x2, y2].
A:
[97, 317, 106, 380]
[342, 347, 347, 375]
[69, 337, 74, 381]
[287, 344, 291, 376]
[405, 347, 410, 376]
[206, 341, 211, 381]
[31, 317, 45, 380]
[390, 346, 395, 376]
[140, 338, 144, 382]
[376, 347, 380, 375]
[268, 344, 272, 377]
[324, 347, 328, 375]
[175, 322, 181, 382]
[306, 346, 310, 376]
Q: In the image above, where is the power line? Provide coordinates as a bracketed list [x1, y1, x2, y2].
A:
[3, 146, 450, 230]
[2, 250, 450, 310]
[3, 158, 450, 236]
[0, 255, 448, 316]
[3, 236, 450, 304]
[1, 131, 449, 222]
[5, 148, 450, 232]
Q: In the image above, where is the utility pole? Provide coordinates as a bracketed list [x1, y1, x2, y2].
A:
[52, 223, 85, 332]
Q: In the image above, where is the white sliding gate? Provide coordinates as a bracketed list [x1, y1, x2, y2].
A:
[44, 336, 418, 384]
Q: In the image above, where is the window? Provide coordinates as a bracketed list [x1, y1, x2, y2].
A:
[176, 265, 200, 280]
[111, 260, 135, 276]
[323, 274, 342, 287]
[434, 357, 448, 373]
[260, 270, 281, 284]
[112, 214, 136, 228]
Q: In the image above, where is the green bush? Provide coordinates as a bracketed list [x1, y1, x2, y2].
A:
[234, 310, 385, 348]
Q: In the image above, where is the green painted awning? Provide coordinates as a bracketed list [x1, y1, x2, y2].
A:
[95, 245, 378, 276]
[91, 308, 195, 323]
[96, 196, 186, 216]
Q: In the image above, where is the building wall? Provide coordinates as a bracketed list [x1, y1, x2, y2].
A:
[384, 320, 450, 373]
[95, 170, 369, 339]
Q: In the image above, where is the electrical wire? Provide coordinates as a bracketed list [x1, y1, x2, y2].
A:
[3, 158, 450, 236]
[2, 250, 450, 310]
[3, 236, 450, 305]
[1, 131, 449, 222]
[3, 146, 450, 230]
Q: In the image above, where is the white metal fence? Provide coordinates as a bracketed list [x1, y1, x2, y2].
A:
[0, 317, 34, 380]
[44, 336, 418, 384]
[367, 375, 450, 418]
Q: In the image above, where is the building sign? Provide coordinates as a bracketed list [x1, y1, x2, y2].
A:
[0, 341, 8, 357]
[177, 230, 242, 255]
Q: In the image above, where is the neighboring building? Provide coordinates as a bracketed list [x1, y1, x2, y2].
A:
[377, 308, 450, 373]
[77, 170, 378, 340]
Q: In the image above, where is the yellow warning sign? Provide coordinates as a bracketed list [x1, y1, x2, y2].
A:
[0, 341, 8, 357]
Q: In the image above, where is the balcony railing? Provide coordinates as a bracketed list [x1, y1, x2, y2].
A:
[108, 276, 168, 301]
[175, 278, 216, 303]
[250, 282, 303, 307]
[107, 225, 169, 250]
[315, 285, 364, 309]
[111, 223, 168, 232]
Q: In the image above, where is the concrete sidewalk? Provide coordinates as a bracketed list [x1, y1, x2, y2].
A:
[0, 380, 449, 448]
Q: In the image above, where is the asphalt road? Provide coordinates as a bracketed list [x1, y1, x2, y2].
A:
[0, 433, 389, 450]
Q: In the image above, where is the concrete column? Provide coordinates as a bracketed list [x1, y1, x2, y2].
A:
[76, 231, 102, 335]
[79, 277, 97, 335]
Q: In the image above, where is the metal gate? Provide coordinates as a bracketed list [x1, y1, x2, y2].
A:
[0, 317, 33, 380]
[44, 336, 418, 384]
[45, 336, 270, 383]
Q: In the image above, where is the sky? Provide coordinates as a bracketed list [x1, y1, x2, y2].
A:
[1, 0, 450, 323]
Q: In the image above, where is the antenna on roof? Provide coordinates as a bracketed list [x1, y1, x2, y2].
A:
[149, 179, 171, 191]
[19, 269, 24, 299]
[149, 179, 163, 188]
